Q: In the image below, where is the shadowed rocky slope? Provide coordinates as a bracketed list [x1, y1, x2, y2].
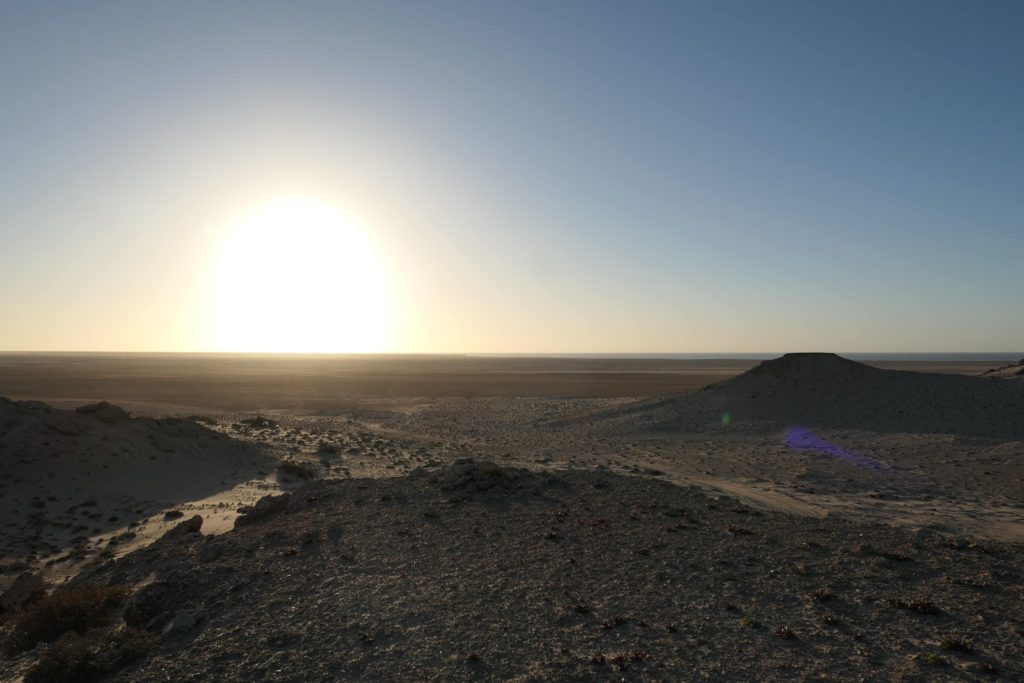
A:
[1, 461, 1018, 681]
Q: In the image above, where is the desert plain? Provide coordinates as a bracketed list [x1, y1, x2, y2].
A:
[1, 352, 1022, 681]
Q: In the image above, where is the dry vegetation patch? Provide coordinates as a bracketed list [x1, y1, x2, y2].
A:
[24, 625, 156, 683]
[2, 583, 128, 657]
[277, 459, 318, 479]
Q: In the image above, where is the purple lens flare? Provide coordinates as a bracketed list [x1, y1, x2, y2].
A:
[785, 427, 894, 472]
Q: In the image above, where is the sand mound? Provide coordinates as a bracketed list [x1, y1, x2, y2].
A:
[582, 353, 1024, 438]
[0, 397, 274, 572]
[4, 465, 1012, 681]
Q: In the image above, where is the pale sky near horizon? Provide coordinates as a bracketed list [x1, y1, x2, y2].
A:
[1, 1, 1021, 353]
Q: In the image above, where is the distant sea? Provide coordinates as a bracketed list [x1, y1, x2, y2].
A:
[475, 353, 1024, 361]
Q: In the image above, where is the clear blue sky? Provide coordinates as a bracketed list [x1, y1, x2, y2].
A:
[1, 1, 1021, 352]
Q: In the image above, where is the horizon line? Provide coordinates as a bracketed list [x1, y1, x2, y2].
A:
[0, 350, 1021, 357]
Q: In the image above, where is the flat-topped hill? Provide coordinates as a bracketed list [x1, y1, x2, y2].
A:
[582, 353, 1024, 438]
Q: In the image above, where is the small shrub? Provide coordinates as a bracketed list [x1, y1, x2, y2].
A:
[277, 460, 317, 479]
[808, 588, 836, 602]
[572, 602, 590, 614]
[316, 441, 341, 455]
[774, 625, 795, 640]
[923, 652, 949, 666]
[3, 584, 128, 656]
[600, 615, 629, 629]
[25, 626, 157, 683]
[884, 596, 941, 615]
[241, 416, 278, 429]
[939, 635, 973, 653]
[876, 549, 912, 562]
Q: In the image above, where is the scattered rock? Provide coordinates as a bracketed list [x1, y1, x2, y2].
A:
[241, 416, 278, 429]
[124, 580, 178, 630]
[162, 608, 209, 636]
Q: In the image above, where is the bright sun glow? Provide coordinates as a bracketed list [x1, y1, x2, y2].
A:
[208, 199, 393, 352]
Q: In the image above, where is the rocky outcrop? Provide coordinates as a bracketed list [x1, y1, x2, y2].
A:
[159, 515, 204, 542]
[234, 493, 291, 528]
[433, 459, 519, 493]
[0, 572, 45, 613]
[76, 401, 132, 423]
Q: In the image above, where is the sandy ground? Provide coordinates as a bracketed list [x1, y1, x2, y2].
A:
[1, 354, 1022, 680]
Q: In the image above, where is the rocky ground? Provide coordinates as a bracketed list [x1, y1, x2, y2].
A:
[1, 354, 1022, 680]
[2, 461, 1021, 681]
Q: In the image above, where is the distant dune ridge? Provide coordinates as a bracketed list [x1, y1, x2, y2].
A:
[583, 352, 1024, 439]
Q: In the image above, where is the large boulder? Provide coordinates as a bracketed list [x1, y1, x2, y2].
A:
[159, 515, 204, 543]
[234, 493, 291, 528]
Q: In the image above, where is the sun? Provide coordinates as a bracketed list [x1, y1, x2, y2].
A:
[207, 198, 394, 352]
